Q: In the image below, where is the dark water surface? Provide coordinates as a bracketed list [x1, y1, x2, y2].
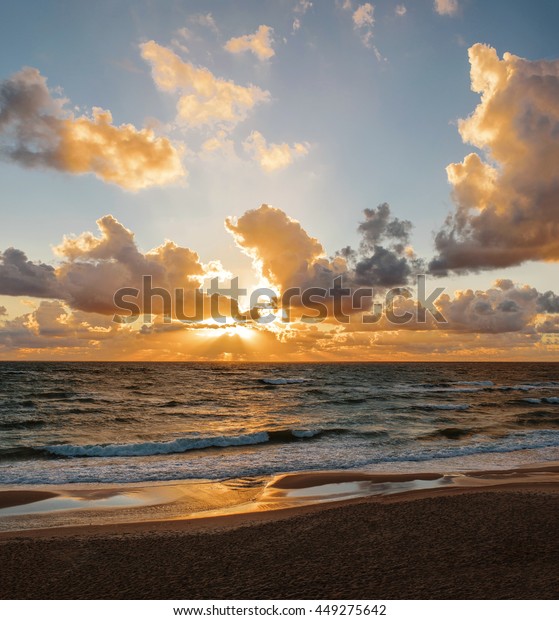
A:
[0, 362, 558, 484]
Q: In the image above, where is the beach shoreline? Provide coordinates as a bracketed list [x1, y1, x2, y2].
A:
[1, 462, 559, 598]
[1, 460, 559, 536]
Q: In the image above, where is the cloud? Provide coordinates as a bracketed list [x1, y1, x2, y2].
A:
[434, 0, 459, 16]
[224, 25, 275, 61]
[225, 204, 336, 292]
[200, 129, 237, 159]
[225, 203, 419, 297]
[140, 41, 270, 128]
[430, 278, 559, 335]
[0, 306, 6, 316]
[0, 248, 63, 298]
[0, 300, 127, 354]
[0, 215, 222, 317]
[293, 0, 312, 30]
[54, 215, 210, 315]
[353, 3, 374, 28]
[395, 5, 407, 16]
[243, 131, 309, 171]
[189, 13, 218, 33]
[339, 203, 421, 288]
[352, 3, 375, 48]
[437, 282, 539, 333]
[537, 290, 559, 314]
[294, 0, 312, 13]
[0, 67, 185, 190]
[2, 206, 559, 360]
[430, 44, 559, 273]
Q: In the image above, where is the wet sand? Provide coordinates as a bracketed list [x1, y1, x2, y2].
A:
[0, 490, 57, 510]
[1, 464, 559, 599]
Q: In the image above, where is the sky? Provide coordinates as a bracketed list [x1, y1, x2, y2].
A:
[0, 0, 558, 360]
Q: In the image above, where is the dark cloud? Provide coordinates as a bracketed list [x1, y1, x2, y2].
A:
[343, 203, 421, 288]
[537, 290, 559, 314]
[0, 248, 62, 298]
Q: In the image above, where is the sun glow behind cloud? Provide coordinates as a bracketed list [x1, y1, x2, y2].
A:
[0, 2, 558, 361]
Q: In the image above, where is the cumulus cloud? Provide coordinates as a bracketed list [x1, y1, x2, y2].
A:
[434, 0, 459, 16]
[225, 204, 339, 292]
[0, 67, 185, 190]
[395, 5, 407, 16]
[0, 248, 63, 298]
[537, 290, 559, 314]
[432, 279, 559, 334]
[0, 300, 127, 354]
[0, 216, 223, 317]
[243, 131, 309, 171]
[224, 25, 275, 61]
[430, 44, 559, 273]
[140, 41, 270, 129]
[54, 215, 210, 315]
[2, 207, 559, 360]
[339, 203, 421, 288]
[225, 203, 419, 297]
[437, 283, 538, 333]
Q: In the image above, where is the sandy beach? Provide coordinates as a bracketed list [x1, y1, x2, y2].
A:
[1, 465, 559, 599]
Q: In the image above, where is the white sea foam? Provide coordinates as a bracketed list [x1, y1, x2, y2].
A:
[452, 381, 494, 387]
[5, 429, 559, 486]
[292, 429, 320, 438]
[261, 377, 307, 385]
[45, 431, 271, 458]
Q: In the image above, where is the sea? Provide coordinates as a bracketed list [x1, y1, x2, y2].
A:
[0, 362, 558, 486]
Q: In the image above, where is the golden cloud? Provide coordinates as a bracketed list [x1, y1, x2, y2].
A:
[243, 131, 309, 171]
[0, 67, 185, 190]
[431, 44, 559, 272]
[434, 0, 459, 16]
[224, 25, 275, 61]
[140, 40, 270, 128]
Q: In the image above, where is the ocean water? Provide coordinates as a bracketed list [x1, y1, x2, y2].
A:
[0, 362, 558, 485]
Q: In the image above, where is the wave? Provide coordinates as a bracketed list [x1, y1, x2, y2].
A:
[38, 428, 341, 459]
[422, 427, 476, 440]
[451, 380, 494, 387]
[260, 377, 308, 385]
[421, 403, 470, 411]
[496, 384, 539, 392]
[5, 429, 559, 486]
[520, 397, 559, 405]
